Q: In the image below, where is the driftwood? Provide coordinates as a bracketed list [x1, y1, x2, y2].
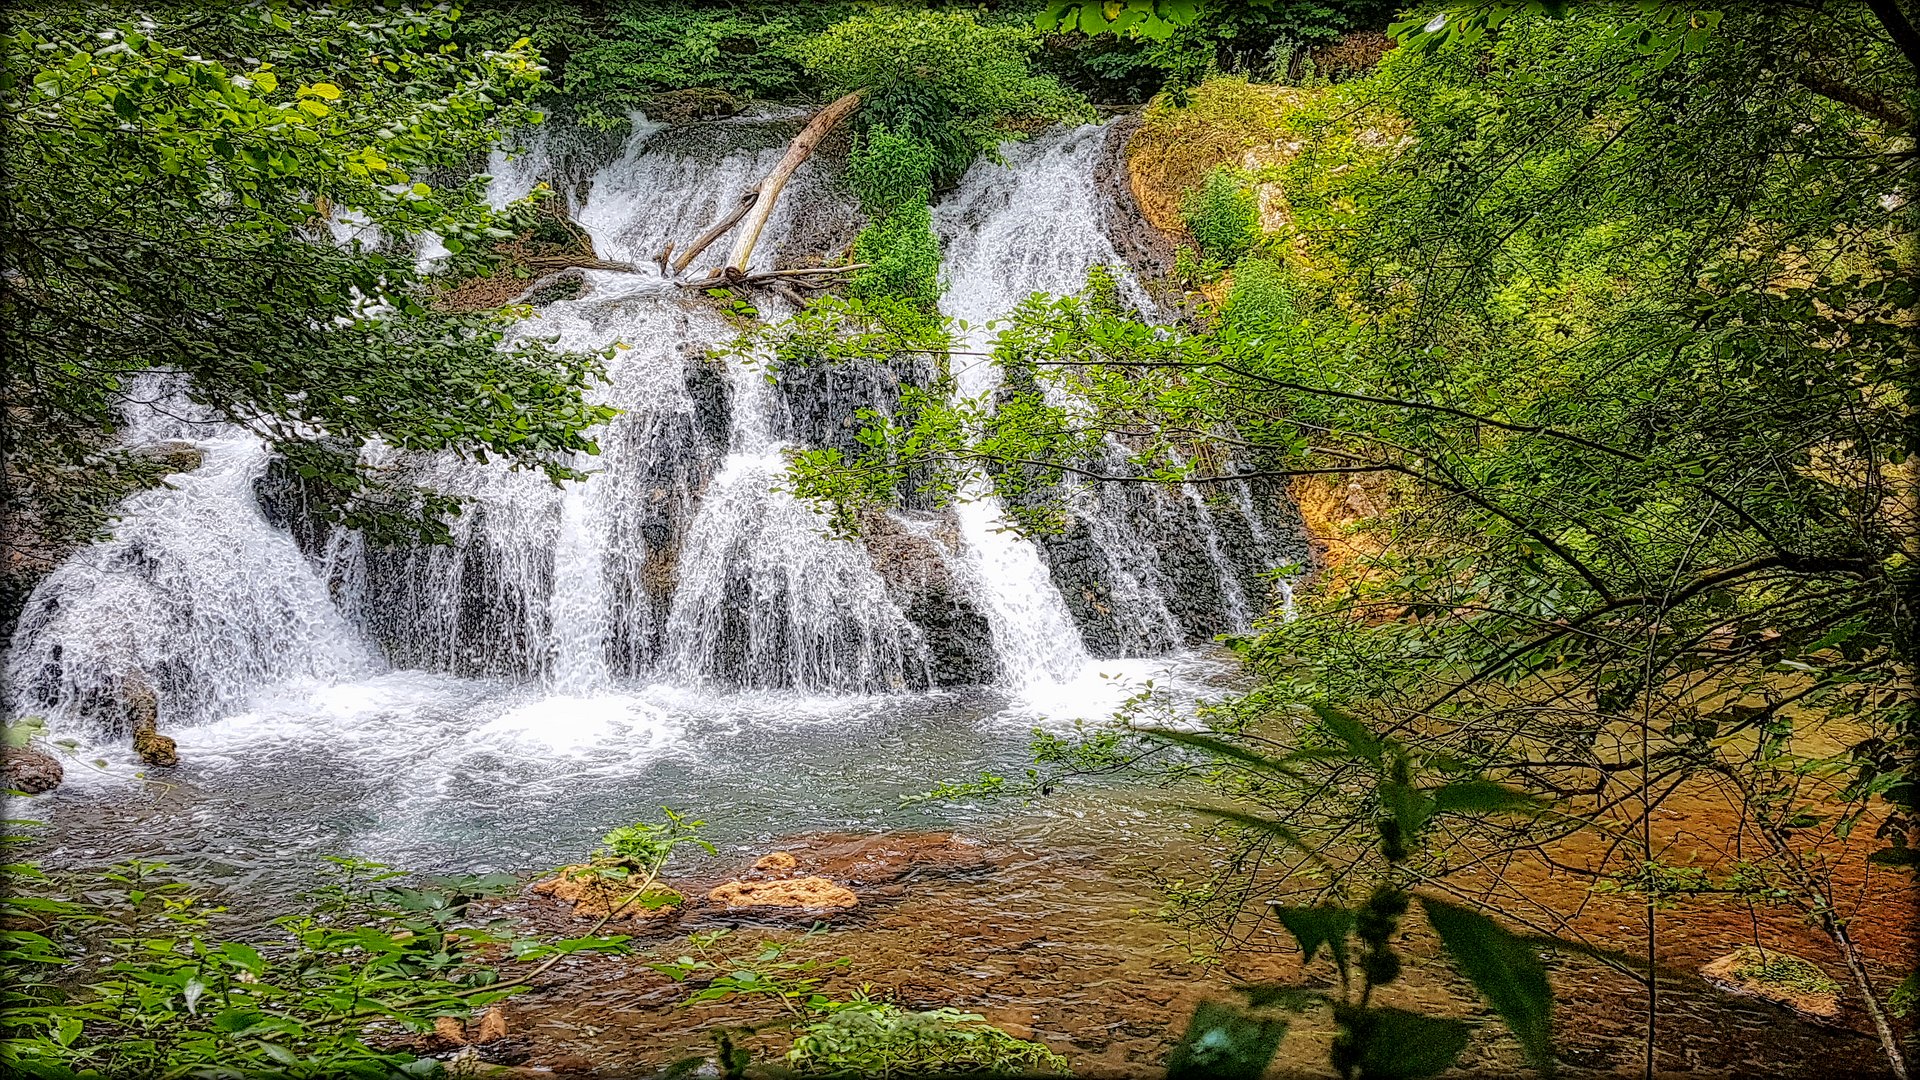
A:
[723, 90, 863, 274]
[667, 187, 759, 273]
[662, 91, 865, 281]
[677, 263, 871, 291]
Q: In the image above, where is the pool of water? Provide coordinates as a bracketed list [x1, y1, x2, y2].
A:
[21, 651, 1239, 896]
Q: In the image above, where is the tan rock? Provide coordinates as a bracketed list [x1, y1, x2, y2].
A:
[472, 1005, 509, 1043]
[1701, 945, 1843, 1023]
[435, 1016, 468, 1046]
[133, 728, 177, 768]
[752, 851, 798, 873]
[707, 876, 858, 910]
[530, 864, 679, 923]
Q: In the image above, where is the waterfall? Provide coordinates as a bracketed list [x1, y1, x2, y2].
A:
[4, 115, 1302, 743]
[933, 124, 1294, 663]
[4, 429, 372, 737]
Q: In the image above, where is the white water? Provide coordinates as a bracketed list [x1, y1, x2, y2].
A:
[3, 120, 1293, 866]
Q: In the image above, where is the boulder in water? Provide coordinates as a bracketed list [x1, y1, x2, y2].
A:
[133, 728, 177, 768]
[1700, 945, 1843, 1023]
[530, 864, 682, 924]
[1, 745, 63, 793]
[136, 440, 204, 475]
[123, 674, 177, 767]
[706, 876, 858, 910]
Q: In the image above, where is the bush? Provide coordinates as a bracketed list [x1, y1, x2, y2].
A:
[850, 201, 943, 308]
[792, 9, 1091, 183]
[1222, 255, 1297, 331]
[1181, 167, 1260, 261]
[849, 126, 936, 215]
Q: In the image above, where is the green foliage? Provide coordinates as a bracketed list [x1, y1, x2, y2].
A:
[596, 807, 716, 872]
[1165, 999, 1290, 1080]
[2, 5, 618, 548]
[1180, 167, 1260, 260]
[787, 1002, 1070, 1076]
[0, 853, 627, 1078]
[845, 127, 944, 309]
[1727, 946, 1842, 999]
[848, 126, 937, 214]
[1157, 707, 1558, 1079]
[1221, 255, 1296, 331]
[792, 9, 1092, 184]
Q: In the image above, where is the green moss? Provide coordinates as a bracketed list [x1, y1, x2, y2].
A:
[1730, 946, 1841, 997]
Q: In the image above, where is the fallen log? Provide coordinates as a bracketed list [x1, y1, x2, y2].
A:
[662, 91, 864, 281]
[724, 91, 863, 273]
[678, 263, 871, 291]
[668, 187, 759, 273]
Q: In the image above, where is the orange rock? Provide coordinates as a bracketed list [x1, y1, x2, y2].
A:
[708, 876, 858, 910]
[434, 1016, 467, 1046]
[752, 851, 798, 872]
[472, 1005, 509, 1043]
[530, 864, 680, 923]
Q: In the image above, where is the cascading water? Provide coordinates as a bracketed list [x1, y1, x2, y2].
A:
[934, 125, 1298, 662]
[5, 393, 372, 735]
[1, 116, 1293, 868]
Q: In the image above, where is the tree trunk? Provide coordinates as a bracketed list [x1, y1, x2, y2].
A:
[715, 90, 863, 277]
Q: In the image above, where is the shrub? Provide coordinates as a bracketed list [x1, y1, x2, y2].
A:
[791, 10, 1091, 183]
[850, 201, 943, 308]
[1181, 167, 1260, 261]
[1222, 255, 1297, 331]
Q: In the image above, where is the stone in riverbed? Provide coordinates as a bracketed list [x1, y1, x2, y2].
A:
[529, 864, 681, 924]
[1, 745, 63, 793]
[1700, 945, 1843, 1023]
[707, 876, 858, 910]
[123, 673, 177, 767]
[133, 728, 177, 767]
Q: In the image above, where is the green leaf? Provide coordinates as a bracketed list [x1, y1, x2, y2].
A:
[1166, 1000, 1288, 1080]
[1349, 1007, 1470, 1079]
[1178, 804, 1328, 867]
[1429, 781, 1551, 818]
[1419, 897, 1554, 1073]
[1270, 904, 1353, 977]
[1310, 703, 1381, 767]
[1144, 728, 1305, 778]
[183, 976, 207, 1016]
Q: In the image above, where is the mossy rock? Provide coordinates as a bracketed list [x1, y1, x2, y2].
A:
[1701, 945, 1842, 1023]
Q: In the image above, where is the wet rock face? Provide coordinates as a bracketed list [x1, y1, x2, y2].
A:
[1, 745, 63, 793]
[861, 511, 999, 686]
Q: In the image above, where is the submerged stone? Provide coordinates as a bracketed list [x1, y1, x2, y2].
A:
[1700, 945, 1843, 1023]
[707, 876, 858, 910]
[1, 745, 63, 793]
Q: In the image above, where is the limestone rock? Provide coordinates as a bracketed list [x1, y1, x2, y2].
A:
[1701, 945, 1843, 1023]
[752, 851, 799, 874]
[435, 1016, 468, 1046]
[472, 1006, 509, 1044]
[133, 728, 177, 768]
[529, 864, 680, 924]
[137, 440, 204, 475]
[1, 745, 63, 793]
[707, 876, 858, 910]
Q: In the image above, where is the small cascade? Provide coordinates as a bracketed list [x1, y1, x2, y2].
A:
[932, 124, 1292, 662]
[5, 431, 372, 734]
